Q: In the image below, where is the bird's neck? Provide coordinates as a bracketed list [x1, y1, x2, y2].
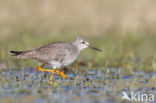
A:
[72, 41, 81, 51]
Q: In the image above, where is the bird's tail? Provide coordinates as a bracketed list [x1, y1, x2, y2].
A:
[10, 50, 35, 58]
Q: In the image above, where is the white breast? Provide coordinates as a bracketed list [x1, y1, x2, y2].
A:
[62, 52, 80, 67]
[49, 61, 61, 69]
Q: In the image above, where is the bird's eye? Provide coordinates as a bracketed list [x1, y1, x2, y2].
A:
[82, 41, 85, 44]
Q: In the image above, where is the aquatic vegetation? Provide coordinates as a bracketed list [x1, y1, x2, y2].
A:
[0, 68, 156, 103]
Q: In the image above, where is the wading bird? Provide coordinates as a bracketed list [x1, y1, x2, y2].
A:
[10, 36, 102, 81]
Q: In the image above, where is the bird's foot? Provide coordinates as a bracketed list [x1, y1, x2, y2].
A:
[55, 70, 70, 79]
[37, 64, 55, 81]
[37, 65, 54, 72]
[36, 64, 45, 73]
[37, 64, 69, 81]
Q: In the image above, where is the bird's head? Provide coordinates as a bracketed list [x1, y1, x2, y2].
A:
[73, 36, 102, 52]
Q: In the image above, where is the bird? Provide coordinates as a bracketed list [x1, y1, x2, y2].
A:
[10, 36, 102, 81]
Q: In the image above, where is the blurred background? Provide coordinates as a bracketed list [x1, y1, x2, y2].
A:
[0, 0, 156, 36]
[0, 0, 156, 70]
[0, 0, 156, 37]
[0, 0, 156, 103]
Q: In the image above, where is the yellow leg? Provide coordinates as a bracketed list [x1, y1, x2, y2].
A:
[37, 64, 55, 81]
[36, 64, 44, 73]
[55, 70, 69, 79]
[50, 70, 54, 81]
[37, 65, 54, 72]
[37, 64, 69, 80]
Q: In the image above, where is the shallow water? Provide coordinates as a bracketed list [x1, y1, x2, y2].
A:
[0, 68, 156, 103]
